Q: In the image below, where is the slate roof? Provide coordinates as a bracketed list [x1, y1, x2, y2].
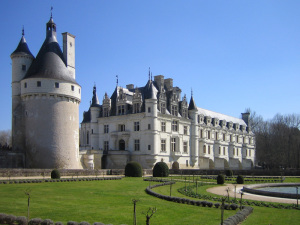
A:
[23, 17, 77, 84]
[11, 36, 34, 58]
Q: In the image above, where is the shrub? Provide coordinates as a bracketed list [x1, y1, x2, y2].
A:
[51, 169, 60, 179]
[28, 218, 43, 225]
[236, 175, 244, 184]
[41, 219, 54, 225]
[217, 174, 225, 184]
[125, 161, 143, 177]
[16, 216, 28, 225]
[55, 222, 64, 225]
[153, 162, 169, 177]
[79, 222, 90, 225]
[225, 169, 233, 177]
[93, 223, 105, 225]
[0, 213, 7, 224]
[67, 222, 78, 225]
[3, 215, 16, 225]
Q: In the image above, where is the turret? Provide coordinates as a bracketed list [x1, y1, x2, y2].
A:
[10, 29, 34, 153]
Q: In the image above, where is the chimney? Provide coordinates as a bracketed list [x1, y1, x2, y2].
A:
[62, 32, 76, 79]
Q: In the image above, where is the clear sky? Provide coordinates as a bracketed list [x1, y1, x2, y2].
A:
[1, 0, 299, 131]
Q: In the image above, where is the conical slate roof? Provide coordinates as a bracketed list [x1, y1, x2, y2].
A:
[144, 80, 158, 99]
[11, 35, 34, 58]
[188, 95, 197, 110]
[23, 17, 77, 84]
[91, 85, 100, 107]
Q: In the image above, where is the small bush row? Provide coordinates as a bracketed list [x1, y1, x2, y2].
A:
[222, 206, 253, 225]
[0, 214, 112, 225]
[0, 177, 122, 185]
[145, 181, 238, 211]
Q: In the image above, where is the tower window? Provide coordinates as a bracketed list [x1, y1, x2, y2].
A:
[79, 89, 81, 94]
[148, 145, 151, 150]
[148, 107, 151, 113]
[71, 85, 74, 91]
[24, 83, 27, 88]
[148, 124, 151, 130]
[37, 81, 41, 87]
[55, 82, 59, 88]
[22, 65, 26, 71]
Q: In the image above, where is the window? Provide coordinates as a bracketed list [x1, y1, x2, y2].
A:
[148, 145, 151, 151]
[208, 146, 210, 154]
[184, 126, 188, 135]
[118, 105, 125, 115]
[171, 105, 178, 116]
[79, 89, 81, 94]
[55, 82, 59, 88]
[119, 139, 125, 150]
[186, 160, 188, 167]
[223, 147, 225, 155]
[24, 83, 27, 88]
[249, 150, 251, 157]
[148, 124, 151, 130]
[172, 120, 178, 132]
[22, 65, 26, 71]
[161, 102, 166, 114]
[118, 124, 125, 132]
[233, 148, 235, 156]
[86, 131, 89, 145]
[249, 138, 251, 144]
[243, 137, 246, 144]
[182, 109, 187, 118]
[223, 134, 226, 141]
[133, 103, 140, 113]
[200, 129, 203, 138]
[207, 131, 211, 139]
[236, 135, 239, 143]
[237, 148, 239, 156]
[171, 138, 176, 152]
[103, 108, 109, 117]
[197, 115, 200, 123]
[134, 140, 140, 151]
[37, 81, 41, 87]
[215, 132, 218, 140]
[71, 85, 74, 91]
[161, 122, 166, 132]
[161, 140, 166, 152]
[134, 122, 140, 131]
[91, 129, 93, 134]
[183, 141, 188, 153]
[104, 125, 109, 133]
[203, 145, 206, 154]
[148, 107, 151, 113]
[230, 135, 233, 142]
[104, 141, 109, 151]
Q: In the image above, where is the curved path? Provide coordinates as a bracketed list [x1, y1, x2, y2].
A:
[206, 184, 298, 204]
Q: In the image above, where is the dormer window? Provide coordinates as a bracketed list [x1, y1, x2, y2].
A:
[160, 102, 166, 114]
[118, 105, 125, 115]
[171, 105, 178, 116]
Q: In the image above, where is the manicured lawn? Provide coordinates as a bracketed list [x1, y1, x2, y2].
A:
[0, 178, 234, 225]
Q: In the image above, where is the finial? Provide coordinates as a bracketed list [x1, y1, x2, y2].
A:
[116, 75, 119, 87]
[191, 88, 193, 97]
[148, 67, 150, 80]
[151, 72, 153, 81]
[51, 6, 53, 18]
[22, 26, 24, 36]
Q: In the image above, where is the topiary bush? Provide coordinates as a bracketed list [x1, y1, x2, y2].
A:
[217, 174, 225, 184]
[125, 161, 143, 177]
[225, 169, 233, 177]
[153, 162, 169, 177]
[41, 219, 54, 225]
[51, 169, 60, 179]
[28, 218, 43, 225]
[236, 175, 244, 184]
[16, 216, 28, 225]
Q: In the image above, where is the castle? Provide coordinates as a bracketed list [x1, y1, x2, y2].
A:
[80, 74, 255, 170]
[10, 16, 255, 170]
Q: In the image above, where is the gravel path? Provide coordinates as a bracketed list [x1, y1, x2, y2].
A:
[206, 184, 298, 204]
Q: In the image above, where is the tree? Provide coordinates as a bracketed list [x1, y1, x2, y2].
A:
[0, 130, 11, 148]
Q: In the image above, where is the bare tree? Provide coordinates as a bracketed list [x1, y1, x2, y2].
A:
[0, 130, 11, 148]
[144, 207, 157, 225]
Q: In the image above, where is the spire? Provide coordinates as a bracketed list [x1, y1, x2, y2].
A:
[148, 67, 150, 80]
[46, 7, 56, 38]
[91, 84, 100, 107]
[11, 27, 34, 58]
[188, 95, 197, 111]
[116, 75, 119, 87]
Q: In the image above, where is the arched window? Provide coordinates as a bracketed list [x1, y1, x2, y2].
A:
[119, 139, 125, 150]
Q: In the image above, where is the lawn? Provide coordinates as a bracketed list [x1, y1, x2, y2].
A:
[0, 177, 299, 225]
[0, 178, 235, 225]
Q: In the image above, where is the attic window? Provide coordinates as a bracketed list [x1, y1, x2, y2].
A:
[22, 65, 26, 71]
[37, 81, 41, 87]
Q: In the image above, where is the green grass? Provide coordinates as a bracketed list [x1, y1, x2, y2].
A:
[0, 178, 234, 225]
[1, 178, 300, 225]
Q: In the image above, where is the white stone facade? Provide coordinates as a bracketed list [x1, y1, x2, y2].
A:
[80, 75, 255, 170]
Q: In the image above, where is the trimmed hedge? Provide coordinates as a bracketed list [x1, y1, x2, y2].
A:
[226, 170, 233, 177]
[125, 161, 143, 177]
[153, 162, 169, 177]
[51, 169, 60, 179]
[236, 175, 244, 184]
[217, 174, 225, 184]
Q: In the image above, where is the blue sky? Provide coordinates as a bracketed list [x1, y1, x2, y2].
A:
[1, 0, 299, 131]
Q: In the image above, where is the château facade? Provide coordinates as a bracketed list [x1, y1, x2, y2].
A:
[80, 74, 255, 170]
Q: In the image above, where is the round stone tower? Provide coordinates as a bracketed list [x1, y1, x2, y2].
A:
[12, 16, 81, 169]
